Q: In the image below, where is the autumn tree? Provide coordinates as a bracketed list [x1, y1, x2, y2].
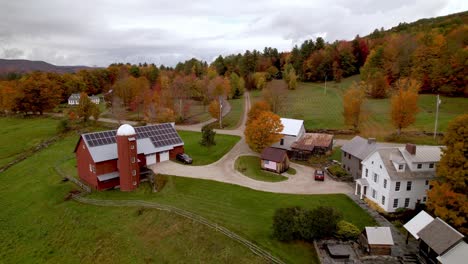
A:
[245, 111, 284, 152]
[229, 73, 245, 99]
[0, 81, 20, 114]
[247, 100, 271, 125]
[253, 72, 267, 90]
[427, 114, 468, 235]
[14, 72, 61, 115]
[262, 80, 287, 113]
[390, 78, 420, 135]
[77, 93, 96, 122]
[343, 83, 366, 130]
[111, 96, 127, 124]
[208, 99, 221, 120]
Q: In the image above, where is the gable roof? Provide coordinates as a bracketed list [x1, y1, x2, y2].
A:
[68, 93, 80, 100]
[291, 133, 333, 151]
[400, 146, 443, 164]
[404, 211, 434, 239]
[365, 227, 394, 245]
[261, 147, 288, 163]
[280, 118, 303, 137]
[374, 148, 436, 180]
[75, 123, 183, 163]
[437, 240, 468, 264]
[417, 218, 464, 255]
[341, 136, 380, 160]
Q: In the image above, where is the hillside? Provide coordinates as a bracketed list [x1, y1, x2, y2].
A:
[0, 59, 97, 75]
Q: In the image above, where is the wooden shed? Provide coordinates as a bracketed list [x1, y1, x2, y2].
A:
[291, 133, 334, 160]
[359, 227, 394, 255]
[260, 147, 289, 173]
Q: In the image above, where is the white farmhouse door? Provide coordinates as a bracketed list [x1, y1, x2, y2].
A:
[159, 151, 169, 162]
[146, 154, 156, 165]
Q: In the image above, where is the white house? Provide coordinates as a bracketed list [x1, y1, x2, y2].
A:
[355, 144, 442, 212]
[271, 118, 305, 150]
[68, 93, 100, 105]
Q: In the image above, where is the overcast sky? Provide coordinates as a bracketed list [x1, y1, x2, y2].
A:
[0, 0, 466, 67]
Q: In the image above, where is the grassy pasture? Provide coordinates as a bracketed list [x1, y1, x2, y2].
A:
[0, 117, 59, 168]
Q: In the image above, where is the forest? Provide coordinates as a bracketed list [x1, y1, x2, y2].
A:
[0, 11, 466, 120]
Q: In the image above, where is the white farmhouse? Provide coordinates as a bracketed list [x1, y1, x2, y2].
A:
[355, 144, 442, 212]
[68, 93, 100, 105]
[271, 118, 305, 150]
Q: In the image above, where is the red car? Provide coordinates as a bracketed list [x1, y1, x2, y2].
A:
[314, 170, 325, 181]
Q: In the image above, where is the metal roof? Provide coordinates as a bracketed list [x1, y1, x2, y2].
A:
[97, 171, 120, 181]
[437, 241, 468, 264]
[261, 147, 288, 163]
[356, 177, 369, 186]
[417, 218, 464, 255]
[399, 146, 443, 163]
[280, 118, 303, 136]
[365, 227, 394, 245]
[341, 136, 380, 160]
[291, 133, 333, 151]
[404, 210, 434, 239]
[375, 148, 436, 180]
[78, 123, 184, 163]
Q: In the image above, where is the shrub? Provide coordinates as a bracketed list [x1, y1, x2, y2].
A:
[310, 206, 343, 239]
[272, 207, 303, 241]
[328, 165, 349, 178]
[200, 126, 216, 146]
[335, 220, 360, 240]
[56, 119, 71, 133]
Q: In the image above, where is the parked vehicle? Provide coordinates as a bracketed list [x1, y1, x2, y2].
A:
[176, 153, 193, 164]
[314, 169, 325, 181]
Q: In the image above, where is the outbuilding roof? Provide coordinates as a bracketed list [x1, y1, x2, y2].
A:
[437, 241, 468, 264]
[404, 210, 434, 240]
[291, 133, 333, 151]
[261, 147, 288, 163]
[75, 123, 183, 163]
[280, 118, 304, 137]
[365, 227, 394, 246]
[341, 136, 380, 160]
[417, 218, 464, 255]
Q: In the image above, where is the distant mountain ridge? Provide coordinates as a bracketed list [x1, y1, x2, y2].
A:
[0, 59, 98, 74]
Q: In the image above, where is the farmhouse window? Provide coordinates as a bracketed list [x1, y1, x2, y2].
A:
[393, 199, 398, 208]
[130, 144, 135, 149]
[407, 181, 412, 191]
[89, 164, 92, 172]
[82, 144, 85, 149]
[373, 173, 378, 183]
[280, 139, 284, 145]
[131, 157, 136, 163]
[132, 170, 136, 176]
[425, 180, 429, 186]
[372, 189, 376, 199]
[417, 164, 422, 169]
[429, 163, 434, 168]
[133, 181, 137, 186]
[423, 196, 427, 203]
[383, 179, 387, 189]
[404, 198, 410, 208]
[398, 164, 403, 170]
[365, 169, 368, 177]
[381, 195, 385, 205]
[395, 182, 401, 191]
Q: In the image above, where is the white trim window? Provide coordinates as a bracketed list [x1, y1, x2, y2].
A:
[372, 189, 377, 199]
[381, 195, 385, 205]
[131, 157, 136, 163]
[132, 169, 136, 176]
[130, 144, 135, 150]
[404, 198, 410, 208]
[395, 182, 401, 191]
[393, 198, 398, 208]
[373, 173, 378, 183]
[407, 181, 412, 191]
[383, 179, 387, 189]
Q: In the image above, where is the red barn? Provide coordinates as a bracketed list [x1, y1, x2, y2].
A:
[74, 123, 184, 191]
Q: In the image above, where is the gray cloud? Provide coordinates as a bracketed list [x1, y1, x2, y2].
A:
[0, 0, 466, 67]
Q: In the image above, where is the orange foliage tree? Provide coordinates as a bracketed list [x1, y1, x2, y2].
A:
[208, 99, 221, 120]
[427, 114, 468, 235]
[343, 83, 366, 130]
[0, 81, 20, 114]
[390, 78, 420, 135]
[247, 100, 271, 125]
[244, 111, 283, 152]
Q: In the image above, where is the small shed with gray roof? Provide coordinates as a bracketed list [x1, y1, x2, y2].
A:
[359, 227, 394, 255]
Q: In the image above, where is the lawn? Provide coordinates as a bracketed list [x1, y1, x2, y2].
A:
[277, 75, 468, 143]
[234, 155, 288, 182]
[0, 134, 264, 264]
[177, 130, 240, 165]
[89, 176, 377, 264]
[0, 117, 60, 168]
[206, 96, 245, 129]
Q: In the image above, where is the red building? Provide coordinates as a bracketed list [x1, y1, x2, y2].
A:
[74, 123, 184, 191]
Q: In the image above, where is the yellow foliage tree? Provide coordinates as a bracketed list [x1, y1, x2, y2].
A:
[244, 111, 284, 152]
[247, 100, 271, 125]
[208, 99, 221, 120]
[427, 114, 468, 235]
[343, 83, 366, 130]
[391, 78, 420, 135]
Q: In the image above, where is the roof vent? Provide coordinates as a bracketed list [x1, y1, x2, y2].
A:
[406, 143, 417, 155]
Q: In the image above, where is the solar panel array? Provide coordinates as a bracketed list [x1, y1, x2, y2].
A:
[83, 123, 183, 149]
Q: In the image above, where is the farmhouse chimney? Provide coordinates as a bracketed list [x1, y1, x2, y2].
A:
[116, 124, 140, 191]
[405, 143, 417, 155]
[368, 138, 376, 144]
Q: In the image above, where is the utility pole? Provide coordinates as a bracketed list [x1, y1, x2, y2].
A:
[434, 94, 441, 140]
[219, 95, 223, 129]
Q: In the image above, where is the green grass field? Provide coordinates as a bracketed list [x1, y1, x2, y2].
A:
[276, 75, 468, 143]
[235, 155, 288, 182]
[0, 134, 264, 264]
[206, 96, 245, 129]
[0, 117, 60, 168]
[177, 130, 240, 165]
